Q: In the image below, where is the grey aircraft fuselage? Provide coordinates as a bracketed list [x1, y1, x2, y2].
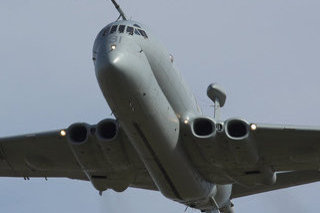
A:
[93, 20, 231, 211]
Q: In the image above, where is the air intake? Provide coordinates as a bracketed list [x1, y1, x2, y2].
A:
[192, 117, 216, 137]
[96, 119, 118, 141]
[67, 123, 89, 144]
[225, 119, 249, 139]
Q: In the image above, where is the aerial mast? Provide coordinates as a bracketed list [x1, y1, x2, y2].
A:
[111, 0, 127, 20]
[207, 83, 227, 121]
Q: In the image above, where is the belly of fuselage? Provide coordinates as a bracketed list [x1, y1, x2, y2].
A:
[94, 37, 215, 208]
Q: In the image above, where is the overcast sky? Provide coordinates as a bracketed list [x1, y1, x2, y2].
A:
[1, 0, 320, 212]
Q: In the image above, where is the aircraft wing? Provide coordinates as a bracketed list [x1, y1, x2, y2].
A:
[250, 123, 320, 171]
[185, 121, 320, 196]
[0, 120, 156, 192]
[231, 170, 320, 198]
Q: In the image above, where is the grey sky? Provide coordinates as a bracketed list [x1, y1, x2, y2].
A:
[1, 0, 320, 212]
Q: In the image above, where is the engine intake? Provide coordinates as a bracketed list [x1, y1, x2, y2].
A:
[191, 117, 216, 138]
[225, 119, 249, 139]
[224, 118, 258, 164]
[67, 123, 89, 144]
[96, 119, 118, 141]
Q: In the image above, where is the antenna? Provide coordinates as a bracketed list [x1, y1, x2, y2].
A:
[110, 0, 127, 20]
[207, 83, 227, 121]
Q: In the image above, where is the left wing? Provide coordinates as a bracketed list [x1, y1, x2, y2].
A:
[0, 119, 156, 192]
[248, 123, 320, 171]
[231, 170, 320, 198]
[183, 118, 320, 197]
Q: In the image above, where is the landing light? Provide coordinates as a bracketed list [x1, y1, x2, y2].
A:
[184, 117, 190, 124]
[250, 124, 257, 131]
[60, 130, 67, 137]
[111, 45, 116, 50]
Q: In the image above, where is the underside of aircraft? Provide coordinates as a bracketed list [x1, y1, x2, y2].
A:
[1, 1, 320, 212]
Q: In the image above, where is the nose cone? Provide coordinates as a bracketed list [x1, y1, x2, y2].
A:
[94, 40, 143, 81]
[95, 49, 125, 79]
[94, 42, 151, 96]
[94, 43, 156, 116]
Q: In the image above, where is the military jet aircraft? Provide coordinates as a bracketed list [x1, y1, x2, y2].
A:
[1, 1, 320, 212]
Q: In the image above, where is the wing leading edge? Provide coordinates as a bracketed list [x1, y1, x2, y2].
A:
[2, 119, 320, 198]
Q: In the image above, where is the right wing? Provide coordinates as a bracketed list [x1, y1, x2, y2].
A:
[0, 119, 156, 192]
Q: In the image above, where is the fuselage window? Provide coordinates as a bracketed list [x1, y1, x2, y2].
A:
[134, 28, 141, 35]
[118, 25, 125, 33]
[126, 26, 134, 35]
[102, 26, 111, 36]
[138, 29, 148, 38]
[110, 25, 118, 34]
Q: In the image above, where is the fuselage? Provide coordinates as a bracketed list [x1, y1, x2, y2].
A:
[93, 20, 231, 211]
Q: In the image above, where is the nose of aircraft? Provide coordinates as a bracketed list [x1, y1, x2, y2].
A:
[95, 48, 123, 78]
[94, 41, 151, 94]
[94, 40, 143, 80]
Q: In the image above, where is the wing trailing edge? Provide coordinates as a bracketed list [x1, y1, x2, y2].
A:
[231, 170, 320, 198]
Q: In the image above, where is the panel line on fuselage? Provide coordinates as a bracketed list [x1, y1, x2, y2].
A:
[132, 122, 182, 200]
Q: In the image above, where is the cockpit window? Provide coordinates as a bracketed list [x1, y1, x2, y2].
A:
[133, 24, 141, 28]
[138, 29, 148, 38]
[110, 25, 118, 34]
[126, 26, 134, 35]
[102, 26, 111, 36]
[134, 29, 140, 35]
[118, 25, 125, 33]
